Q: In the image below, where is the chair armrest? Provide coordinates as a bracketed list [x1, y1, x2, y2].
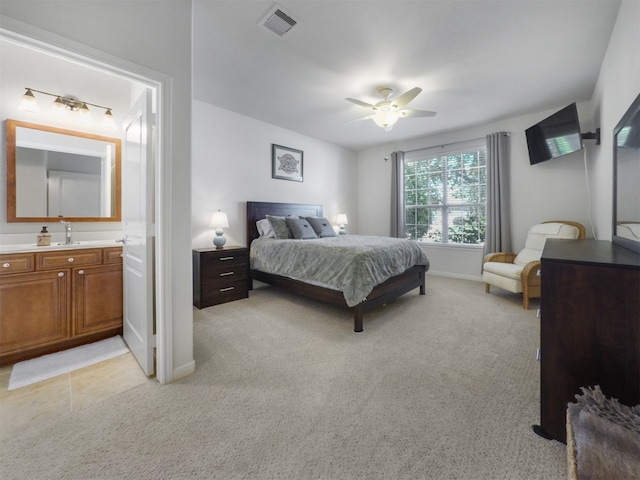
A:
[483, 252, 517, 264]
[521, 260, 541, 282]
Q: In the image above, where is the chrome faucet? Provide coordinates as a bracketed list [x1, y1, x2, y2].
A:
[60, 220, 73, 244]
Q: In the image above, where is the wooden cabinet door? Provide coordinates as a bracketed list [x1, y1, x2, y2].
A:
[0, 270, 70, 360]
[72, 264, 123, 336]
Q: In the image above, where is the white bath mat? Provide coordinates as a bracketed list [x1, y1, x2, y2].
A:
[8, 336, 129, 390]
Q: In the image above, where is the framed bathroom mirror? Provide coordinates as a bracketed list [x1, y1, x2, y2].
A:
[6, 119, 121, 222]
[612, 93, 640, 253]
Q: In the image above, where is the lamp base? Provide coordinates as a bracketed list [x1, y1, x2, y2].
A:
[339, 225, 347, 235]
[213, 228, 226, 249]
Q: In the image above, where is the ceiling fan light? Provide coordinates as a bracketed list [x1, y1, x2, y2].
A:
[373, 110, 399, 131]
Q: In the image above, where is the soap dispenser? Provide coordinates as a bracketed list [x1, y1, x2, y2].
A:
[37, 226, 51, 246]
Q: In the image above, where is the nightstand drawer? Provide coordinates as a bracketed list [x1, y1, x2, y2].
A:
[199, 250, 248, 268]
[199, 279, 248, 306]
[201, 264, 248, 285]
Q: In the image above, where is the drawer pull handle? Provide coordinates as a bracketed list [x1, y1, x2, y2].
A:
[220, 287, 234, 292]
[219, 256, 234, 261]
[2, 263, 9, 268]
[58, 272, 65, 277]
[219, 272, 234, 277]
[78, 270, 85, 275]
[68, 257, 74, 263]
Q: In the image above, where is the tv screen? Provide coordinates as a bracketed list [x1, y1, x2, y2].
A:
[525, 103, 583, 165]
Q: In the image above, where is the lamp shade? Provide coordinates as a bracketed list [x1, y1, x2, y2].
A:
[336, 213, 348, 225]
[19, 89, 39, 113]
[103, 109, 116, 129]
[210, 211, 229, 229]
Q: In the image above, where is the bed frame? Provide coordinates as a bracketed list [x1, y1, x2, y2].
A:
[246, 201, 426, 332]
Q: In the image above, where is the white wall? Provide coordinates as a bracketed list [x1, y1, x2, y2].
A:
[1, 1, 194, 381]
[589, 0, 640, 240]
[191, 100, 358, 249]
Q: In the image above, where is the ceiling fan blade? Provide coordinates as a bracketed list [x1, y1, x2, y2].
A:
[344, 114, 373, 124]
[400, 109, 437, 118]
[346, 97, 376, 109]
[393, 87, 422, 108]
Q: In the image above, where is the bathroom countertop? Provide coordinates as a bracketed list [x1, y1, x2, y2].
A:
[0, 240, 123, 254]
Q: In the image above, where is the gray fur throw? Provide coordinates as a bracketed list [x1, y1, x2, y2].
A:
[567, 385, 640, 480]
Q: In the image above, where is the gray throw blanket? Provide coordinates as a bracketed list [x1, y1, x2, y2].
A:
[250, 235, 430, 307]
[567, 385, 640, 480]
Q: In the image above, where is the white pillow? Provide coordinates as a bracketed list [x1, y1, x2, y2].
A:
[256, 218, 275, 238]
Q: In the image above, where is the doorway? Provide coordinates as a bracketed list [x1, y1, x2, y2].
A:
[0, 27, 171, 383]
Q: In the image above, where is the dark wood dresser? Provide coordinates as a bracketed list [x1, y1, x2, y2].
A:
[534, 239, 640, 443]
[193, 246, 249, 308]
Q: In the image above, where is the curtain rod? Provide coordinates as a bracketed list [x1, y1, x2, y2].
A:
[402, 132, 510, 154]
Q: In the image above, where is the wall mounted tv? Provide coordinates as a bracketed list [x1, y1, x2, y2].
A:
[525, 103, 583, 165]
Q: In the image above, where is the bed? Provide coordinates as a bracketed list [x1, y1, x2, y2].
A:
[246, 201, 429, 332]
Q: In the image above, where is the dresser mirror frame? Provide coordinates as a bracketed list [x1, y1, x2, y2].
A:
[612, 93, 640, 254]
[6, 119, 121, 222]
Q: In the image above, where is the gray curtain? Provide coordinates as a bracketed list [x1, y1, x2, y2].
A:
[390, 151, 405, 238]
[483, 132, 511, 257]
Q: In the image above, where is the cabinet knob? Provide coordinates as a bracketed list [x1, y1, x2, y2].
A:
[78, 270, 85, 275]
[68, 257, 74, 263]
[58, 272, 65, 277]
[2, 263, 9, 268]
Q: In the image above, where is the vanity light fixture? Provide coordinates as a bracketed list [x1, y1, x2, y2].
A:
[336, 213, 348, 235]
[19, 88, 39, 113]
[210, 210, 230, 249]
[19, 87, 116, 129]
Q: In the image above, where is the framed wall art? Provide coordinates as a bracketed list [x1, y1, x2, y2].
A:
[272, 144, 303, 182]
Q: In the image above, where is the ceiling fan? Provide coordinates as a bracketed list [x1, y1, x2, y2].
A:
[345, 87, 436, 131]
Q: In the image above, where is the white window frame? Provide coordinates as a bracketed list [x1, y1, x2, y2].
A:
[403, 139, 487, 246]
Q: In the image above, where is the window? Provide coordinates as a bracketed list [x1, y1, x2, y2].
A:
[403, 142, 487, 245]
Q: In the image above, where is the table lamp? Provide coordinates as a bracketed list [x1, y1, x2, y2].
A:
[210, 210, 229, 248]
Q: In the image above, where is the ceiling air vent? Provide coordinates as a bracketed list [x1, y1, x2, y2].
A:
[261, 5, 297, 37]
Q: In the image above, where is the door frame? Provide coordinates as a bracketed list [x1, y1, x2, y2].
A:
[0, 20, 174, 383]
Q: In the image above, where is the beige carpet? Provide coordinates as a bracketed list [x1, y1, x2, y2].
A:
[0, 275, 565, 479]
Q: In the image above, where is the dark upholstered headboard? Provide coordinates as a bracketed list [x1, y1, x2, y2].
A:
[246, 201, 323, 247]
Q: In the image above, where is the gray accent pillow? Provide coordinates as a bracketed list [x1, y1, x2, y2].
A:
[285, 217, 318, 239]
[306, 217, 337, 237]
[266, 215, 292, 239]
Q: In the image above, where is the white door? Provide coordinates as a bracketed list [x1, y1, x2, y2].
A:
[122, 89, 155, 375]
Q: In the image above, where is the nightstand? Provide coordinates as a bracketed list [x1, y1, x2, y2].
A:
[193, 246, 249, 308]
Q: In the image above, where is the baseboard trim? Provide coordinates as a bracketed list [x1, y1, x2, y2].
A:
[171, 360, 196, 383]
[426, 271, 483, 282]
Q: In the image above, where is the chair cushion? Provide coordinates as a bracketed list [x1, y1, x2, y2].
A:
[483, 269, 523, 293]
[483, 261, 523, 280]
[514, 223, 580, 266]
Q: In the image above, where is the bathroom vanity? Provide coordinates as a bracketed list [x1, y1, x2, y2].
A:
[0, 244, 123, 366]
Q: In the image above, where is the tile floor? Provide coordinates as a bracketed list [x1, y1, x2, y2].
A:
[0, 352, 151, 441]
